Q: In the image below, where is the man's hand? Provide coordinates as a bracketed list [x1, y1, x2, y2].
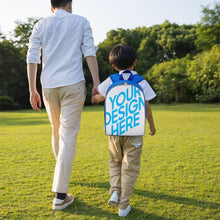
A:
[92, 85, 99, 96]
[30, 90, 41, 111]
[91, 85, 100, 103]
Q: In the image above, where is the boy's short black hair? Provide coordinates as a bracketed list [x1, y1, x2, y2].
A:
[109, 44, 137, 70]
[51, 0, 72, 8]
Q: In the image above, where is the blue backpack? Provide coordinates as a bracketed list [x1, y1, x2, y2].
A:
[105, 70, 146, 136]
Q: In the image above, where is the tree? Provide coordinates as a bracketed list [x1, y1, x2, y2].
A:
[157, 21, 197, 58]
[0, 29, 6, 40]
[137, 21, 197, 75]
[0, 19, 42, 109]
[13, 17, 41, 49]
[188, 45, 220, 102]
[196, 4, 220, 51]
[146, 57, 192, 103]
[1, 2, 220, 108]
[137, 28, 163, 74]
[0, 39, 29, 107]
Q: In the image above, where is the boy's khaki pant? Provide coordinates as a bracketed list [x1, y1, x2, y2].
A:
[42, 81, 86, 193]
[108, 135, 143, 210]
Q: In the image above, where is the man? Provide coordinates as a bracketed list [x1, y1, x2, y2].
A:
[27, 0, 100, 210]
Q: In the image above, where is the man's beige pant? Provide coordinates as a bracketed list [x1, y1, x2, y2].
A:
[108, 135, 143, 210]
[42, 81, 86, 193]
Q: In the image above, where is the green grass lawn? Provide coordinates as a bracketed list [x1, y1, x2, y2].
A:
[0, 104, 219, 219]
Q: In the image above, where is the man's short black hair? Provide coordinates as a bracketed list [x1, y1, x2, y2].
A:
[109, 44, 137, 70]
[51, 0, 72, 8]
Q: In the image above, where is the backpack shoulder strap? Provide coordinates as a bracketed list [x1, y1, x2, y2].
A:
[132, 75, 145, 84]
[110, 73, 120, 83]
[110, 72, 145, 84]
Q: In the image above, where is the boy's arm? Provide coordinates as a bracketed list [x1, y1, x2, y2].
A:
[146, 101, 156, 136]
[92, 94, 105, 103]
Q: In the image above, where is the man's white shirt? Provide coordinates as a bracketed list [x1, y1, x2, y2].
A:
[27, 9, 96, 88]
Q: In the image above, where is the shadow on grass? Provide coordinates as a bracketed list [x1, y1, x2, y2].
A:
[61, 198, 117, 219]
[83, 104, 220, 113]
[61, 198, 173, 220]
[134, 189, 220, 210]
[74, 182, 220, 210]
[130, 207, 173, 220]
[0, 116, 49, 126]
[83, 105, 104, 112]
[72, 182, 174, 219]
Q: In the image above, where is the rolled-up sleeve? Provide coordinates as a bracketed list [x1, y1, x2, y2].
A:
[80, 18, 96, 57]
[26, 22, 42, 64]
[142, 80, 156, 101]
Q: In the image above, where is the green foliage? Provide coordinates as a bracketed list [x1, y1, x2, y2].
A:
[0, 29, 6, 40]
[0, 39, 30, 108]
[13, 17, 41, 49]
[146, 56, 192, 103]
[147, 45, 220, 103]
[156, 21, 197, 58]
[0, 4, 219, 107]
[136, 21, 197, 75]
[0, 105, 220, 219]
[188, 45, 220, 102]
[196, 4, 220, 51]
[0, 18, 43, 109]
[96, 27, 150, 80]
[0, 96, 20, 110]
[137, 25, 163, 73]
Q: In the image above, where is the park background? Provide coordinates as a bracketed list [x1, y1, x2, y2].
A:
[0, 2, 219, 109]
[0, 1, 219, 219]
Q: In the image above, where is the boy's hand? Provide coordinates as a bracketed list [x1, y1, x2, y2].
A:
[92, 94, 105, 104]
[149, 126, 156, 136]
[92, 95, 99, 104]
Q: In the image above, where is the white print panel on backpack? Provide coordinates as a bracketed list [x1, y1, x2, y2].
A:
[105, 83, 146, 136]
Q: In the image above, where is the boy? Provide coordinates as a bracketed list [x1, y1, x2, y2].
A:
[92, 44, 156, 217]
